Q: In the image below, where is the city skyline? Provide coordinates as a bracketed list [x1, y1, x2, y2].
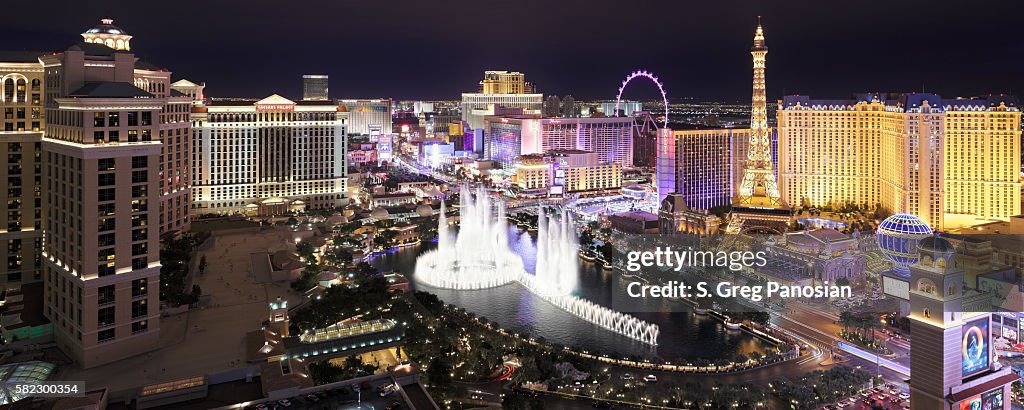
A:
[2, 1, 1022, 101]
[0, 7, 1021, 410]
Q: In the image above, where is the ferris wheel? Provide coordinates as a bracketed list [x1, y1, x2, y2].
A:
[615, 69, 669, 128]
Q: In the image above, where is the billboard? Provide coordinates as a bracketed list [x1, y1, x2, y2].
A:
[960, 387, 1005, 410]
[962, 317, 990, 378]
[960, 394, 981, 410]
[377, 135, 393, 162]
[981, 388, 1003, 410]
[369, 125, 382, 142]
[1001, 317, 1019, 343]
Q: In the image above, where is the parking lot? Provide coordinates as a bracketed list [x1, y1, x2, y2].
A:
[823, 384, 909, 410]
[248, 378, 407, 410]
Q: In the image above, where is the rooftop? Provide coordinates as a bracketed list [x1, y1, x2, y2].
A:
[781, 92, 1018, 111]
[0, 361, 55, 405]
[83, 18, 130, 36]
[0, 50, 47, 63]
[70, 81, 152, 98]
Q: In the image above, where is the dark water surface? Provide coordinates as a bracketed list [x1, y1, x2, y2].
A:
[370, 228, 765, 361]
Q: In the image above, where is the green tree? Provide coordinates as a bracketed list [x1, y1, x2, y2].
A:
[427, 356, 452, 387]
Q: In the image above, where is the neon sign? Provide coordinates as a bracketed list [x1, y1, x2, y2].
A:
[256, 104, 294, 111]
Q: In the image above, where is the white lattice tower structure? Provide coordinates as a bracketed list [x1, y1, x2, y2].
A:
[736, 18, 782, 207]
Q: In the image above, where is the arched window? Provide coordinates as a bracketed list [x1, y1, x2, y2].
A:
[115, 39, 124, 50]
[104, 39, 114, 48]
[31, 79, 40, 91]
[916, 278, 937, 295]
[3, 78, 13, 102]
[16, 78, 26, 103]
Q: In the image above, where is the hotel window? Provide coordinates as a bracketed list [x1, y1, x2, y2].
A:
[98, 218, 115, 232]
[131, 299, 147, 319]
[98, 233, 115, 247]
[99, 158, 116, 171]
[141, 112, 152, 126]
[97, 328, 115, 343]
[97, 306, 115, 327]
[93, 112, 105, 127]
[98, 188, 115, 202]
[98, 173, 115, 186]
[98, 285, 115, 305]
[132, 320, 148, 334]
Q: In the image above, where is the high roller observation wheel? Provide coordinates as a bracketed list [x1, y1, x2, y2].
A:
[615, 70, 669, 128]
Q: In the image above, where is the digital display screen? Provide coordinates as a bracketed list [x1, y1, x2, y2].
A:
[960, 394, 981, 410]
[1001, 317, 1019, 343]
[962, 317, 990, 378]
[981, 388, 1003, 410]
[961, 387, 1005, 410]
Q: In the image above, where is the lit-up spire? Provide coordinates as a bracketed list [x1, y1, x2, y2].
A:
[735, 16, 782, 208]
[753, 16, 766, 49]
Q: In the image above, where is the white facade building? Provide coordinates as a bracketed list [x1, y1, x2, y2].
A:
[338, 99, 391, 136]
[190, 95, 347, 215]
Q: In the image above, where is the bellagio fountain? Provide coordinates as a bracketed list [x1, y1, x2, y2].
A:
[415, 186, 660, 345]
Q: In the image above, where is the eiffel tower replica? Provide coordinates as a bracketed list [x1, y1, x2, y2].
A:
[726, 18, 793, 234]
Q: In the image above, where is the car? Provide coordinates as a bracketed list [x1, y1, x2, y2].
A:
[379, 386, 397, 397]
[889, 388, 899, 395]
[862, 399, 872, 405]
[836, 401, 850, 408]
[643, 374, 658, 383]
[621, 373, 634, 380]
[276, 399, 292, 407]
[305, 394, 320, 403]
[898, 393, 909, 400]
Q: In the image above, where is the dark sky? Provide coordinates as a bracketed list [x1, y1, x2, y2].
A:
[4, 0, 1022, 102]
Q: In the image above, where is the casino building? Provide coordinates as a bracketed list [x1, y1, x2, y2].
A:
[777, 93, 1020, 230]
[908, 235, 1017, 409]
[483, 115, 633, 169]
[189, 95, 348, 216]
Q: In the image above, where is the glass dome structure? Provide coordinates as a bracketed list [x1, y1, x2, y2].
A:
[875, 213, 933, 273]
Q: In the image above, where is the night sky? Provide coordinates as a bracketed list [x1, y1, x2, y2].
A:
[4, 0, 1022, 102]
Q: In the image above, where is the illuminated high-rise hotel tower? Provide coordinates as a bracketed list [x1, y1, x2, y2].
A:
[736, 18, 781, 207]
[727, 18, 791, 234]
